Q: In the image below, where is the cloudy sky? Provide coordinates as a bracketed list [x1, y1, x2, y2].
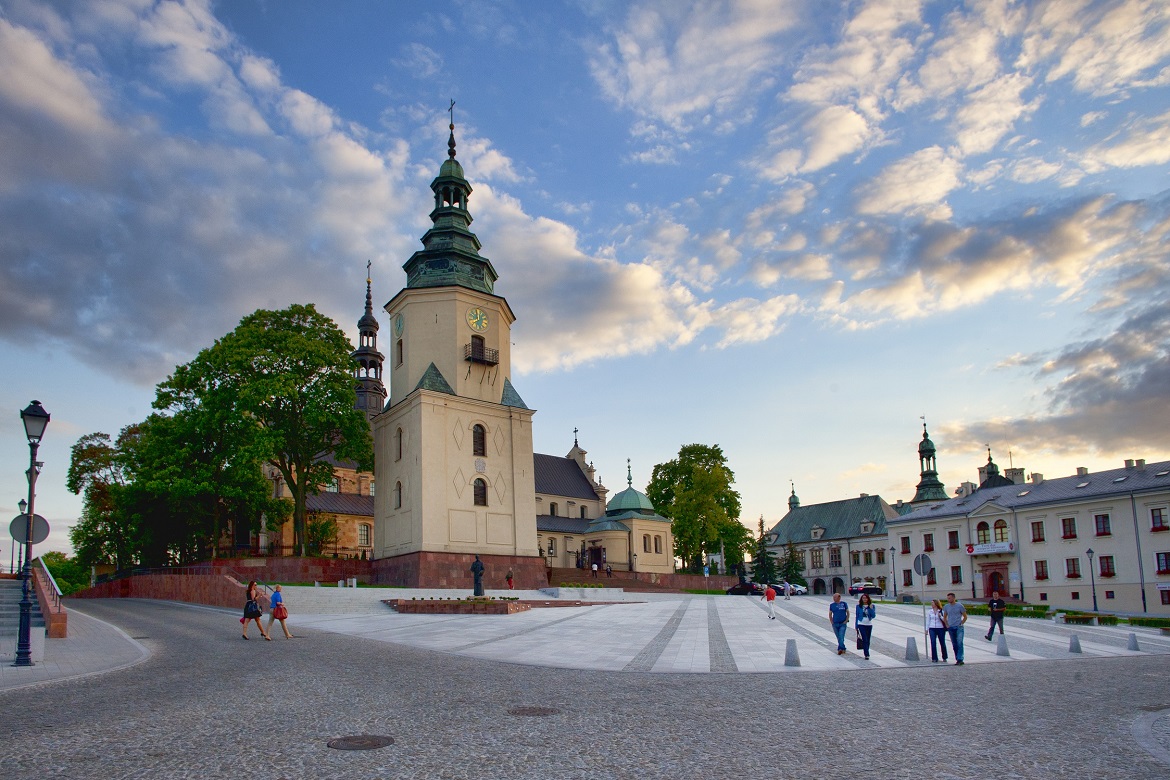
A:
[2, 0, 1169, 558]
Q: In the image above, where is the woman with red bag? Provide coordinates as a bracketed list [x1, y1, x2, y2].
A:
[266, 584, 294, 639]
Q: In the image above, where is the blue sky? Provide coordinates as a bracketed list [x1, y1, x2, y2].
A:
[2, 0, 1169, 559]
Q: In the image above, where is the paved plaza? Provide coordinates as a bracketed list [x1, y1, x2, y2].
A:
[0, 593, 1168, 778]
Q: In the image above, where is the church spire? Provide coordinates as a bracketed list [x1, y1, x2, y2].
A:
[351, 261, 386, 421]
[401, 105, 499, 294]
[911, 417, 948, 504]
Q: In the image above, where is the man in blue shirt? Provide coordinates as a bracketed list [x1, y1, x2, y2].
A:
[828, 592, 850, 654]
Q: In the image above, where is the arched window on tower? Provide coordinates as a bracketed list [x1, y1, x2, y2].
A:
[654, 536, 662, 554]
[580, 506, 587, 519]
[396, 339, 403, 367]
[643, 535, 651, 553]
[976, 521, 991, 544]
[473, 478, 488, 506]
[394, 481, 402, 509]
[472, 424, 486, 456]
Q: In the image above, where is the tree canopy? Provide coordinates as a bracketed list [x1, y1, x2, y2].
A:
[154, 303, 372, 555]
[646, 444, 748, 571]
[752, 517, 778, 584]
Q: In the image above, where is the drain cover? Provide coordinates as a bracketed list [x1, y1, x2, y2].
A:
[507, 706, 560, 717]
[327, 735, 394, 750]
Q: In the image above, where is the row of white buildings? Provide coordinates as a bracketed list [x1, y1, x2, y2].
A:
[766, 426, 1170, 614]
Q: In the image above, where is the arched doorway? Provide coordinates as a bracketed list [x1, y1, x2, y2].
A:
[832, 577, 846, 594]
[813, 578, 827, 595]
[988, 570, 1006, 596]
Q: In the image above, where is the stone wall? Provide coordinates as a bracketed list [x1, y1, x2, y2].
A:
[72, 572, 259, 611]
[196, 557, 374, 585]
[372, 551, 548, 589]
[627, 571, 739, 590]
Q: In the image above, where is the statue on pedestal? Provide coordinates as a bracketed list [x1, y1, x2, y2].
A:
[470, 555, 485, 596]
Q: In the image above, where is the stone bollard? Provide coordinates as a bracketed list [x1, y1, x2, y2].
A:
[996, 634, 1010, 657]
[314, 581, 320, 588]
[1069, 634, 1082, 653]
[338, 579, 345, 588]
[905, 636, 919, 661]
[1128, 633, 1140, 652]
[784, 638, 801, 667]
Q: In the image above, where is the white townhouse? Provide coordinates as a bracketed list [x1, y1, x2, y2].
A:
[888, 457, 1170, 614]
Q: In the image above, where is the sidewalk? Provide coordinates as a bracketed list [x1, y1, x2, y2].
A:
[0, 606, 150, 692]
[5, 593, 1169, 688]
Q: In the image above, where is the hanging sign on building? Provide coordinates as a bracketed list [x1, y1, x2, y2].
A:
[966, 541, 1014, 555]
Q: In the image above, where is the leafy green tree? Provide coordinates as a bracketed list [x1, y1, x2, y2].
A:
[306, 513, 340, 557]
[646, 444, 744, 571]
[39, 551, 89, 595]
[155, 304, 372, 556]
[751, 517, 778, 584]
[66, 429, 138, 570]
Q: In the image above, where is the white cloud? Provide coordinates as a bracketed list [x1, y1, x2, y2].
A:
[952, 73, 1038, 156]
[1080, 109, 1170, 171]
[854, 146, 963, 216]
[1009, 156, 1063, 183]
[589, 0, 797, 136]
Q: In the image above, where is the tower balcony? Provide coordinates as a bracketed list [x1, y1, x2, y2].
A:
[464, 342, 499, 366]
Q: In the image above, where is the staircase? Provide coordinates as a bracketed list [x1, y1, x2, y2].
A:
[0, 578, 45, 634]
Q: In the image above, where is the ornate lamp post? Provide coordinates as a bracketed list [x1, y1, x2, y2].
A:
[1086, 548, 1098, 612]
[15, 400, 49, 667]
[890, 546, 897, 598]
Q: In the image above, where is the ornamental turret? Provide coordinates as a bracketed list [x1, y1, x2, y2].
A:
[911, 420, 948, 504]
[352, 263, 386, 421]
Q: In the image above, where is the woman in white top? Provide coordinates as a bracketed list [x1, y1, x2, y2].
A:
[927, 599, 948, 662]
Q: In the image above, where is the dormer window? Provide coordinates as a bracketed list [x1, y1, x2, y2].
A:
[860, 520, 875, 534]
[810, 526, 824, 540]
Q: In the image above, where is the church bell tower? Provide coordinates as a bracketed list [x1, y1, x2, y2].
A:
[372, 113, 539, 585]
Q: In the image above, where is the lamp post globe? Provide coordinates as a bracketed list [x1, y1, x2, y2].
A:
[15, 400, 49, 667]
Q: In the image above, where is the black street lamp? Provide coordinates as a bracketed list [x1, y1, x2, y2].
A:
[1086, 548, 1098, 613]
[15, 400, 49, 667]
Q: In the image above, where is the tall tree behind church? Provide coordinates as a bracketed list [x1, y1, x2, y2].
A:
[155, 304, 373, 555]
[646, 444, 744, 571]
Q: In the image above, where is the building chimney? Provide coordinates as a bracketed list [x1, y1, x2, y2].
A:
[1030, 473, 1044, 484]
[1076, 467, 1089, 477]
[1137, 459, 1146, 470]
[860, 493, 868, 498]
[1125, 459, 1135, 469]
[1006, 467, 1025, 485]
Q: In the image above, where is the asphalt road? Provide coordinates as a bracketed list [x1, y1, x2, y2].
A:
[2, 599, 1167, 779]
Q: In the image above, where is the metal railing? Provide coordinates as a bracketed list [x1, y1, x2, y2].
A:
[464, 342, 499, 365]
[33, 557, 63, 613]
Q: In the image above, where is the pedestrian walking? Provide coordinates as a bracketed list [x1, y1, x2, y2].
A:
[605, 563, 612, 578]
[986, 590, 1006, 640]
[784, 581, 792, 600]
[266, 584, 294, 639]
[927, 599, 949, 662]
[763, 584, 777, 619]
[855, 593, 875, 660]
[941, 592, 967, 665]
[591, 562, 598, 578]
[241, 580, 270, 641]
[829, 592, 850, 654]
[506, 569, 514, 590]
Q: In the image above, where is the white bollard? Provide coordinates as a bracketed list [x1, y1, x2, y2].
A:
[905, 636, 919, 661]
[996, 634, 1010, 657]
[314, 580, 320, 588]
[1069, 634, 1082, 653]
[337, 579, 344, 588]
[784, 638, 801, 667]
[1127, 632, 1140, 651]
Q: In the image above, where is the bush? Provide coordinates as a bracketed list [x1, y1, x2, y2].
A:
[1128, 617, 1170, 628]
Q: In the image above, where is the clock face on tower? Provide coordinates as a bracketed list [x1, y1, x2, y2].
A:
[466, 307, 489, 332]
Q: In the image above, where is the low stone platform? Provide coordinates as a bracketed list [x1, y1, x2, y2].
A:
[388, 598, 530, 615]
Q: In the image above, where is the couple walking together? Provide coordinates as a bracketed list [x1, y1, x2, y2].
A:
[241, 581, 294, 640]
[828, 592, 876, 660]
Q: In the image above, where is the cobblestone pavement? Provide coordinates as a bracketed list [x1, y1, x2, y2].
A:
[1, 598, 1167, 779]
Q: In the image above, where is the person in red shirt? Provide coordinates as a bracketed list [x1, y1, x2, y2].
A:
[763, 585, 777, 619]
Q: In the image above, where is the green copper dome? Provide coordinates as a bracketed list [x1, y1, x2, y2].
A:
[606, 459, 655, 512]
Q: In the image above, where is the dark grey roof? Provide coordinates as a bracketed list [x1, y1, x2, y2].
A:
[536, 515, 590, 534]
[767, 494, 899, 545]
[306, 492, 374, 517]
[414, 363, 455, 395]
[891, 459, 1170, 524]
[534, 454, 599, 499]
[501, 377, 529, 409]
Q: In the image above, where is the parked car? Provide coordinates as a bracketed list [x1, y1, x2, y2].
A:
[726, 582, 766, 596]
[772, 582, 807, 595]
[848, 581, 883, 596]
